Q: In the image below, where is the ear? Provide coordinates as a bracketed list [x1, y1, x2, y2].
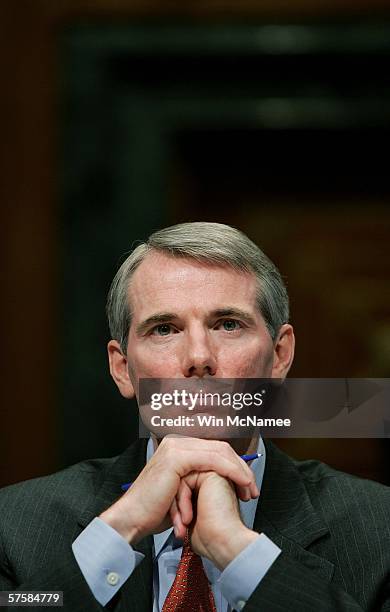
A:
[107, 340, 135, 399]
[271, 324, 295, 379]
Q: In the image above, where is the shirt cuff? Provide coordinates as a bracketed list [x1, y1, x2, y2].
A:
[72, 517, 144, 606]
[218, 533, 281, 611]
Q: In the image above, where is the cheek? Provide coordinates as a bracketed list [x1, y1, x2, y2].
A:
[220, 339, 274, 377]
[128, 346, 179, 378]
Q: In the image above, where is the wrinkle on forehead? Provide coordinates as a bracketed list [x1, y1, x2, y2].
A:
[127, 251, 259, 319]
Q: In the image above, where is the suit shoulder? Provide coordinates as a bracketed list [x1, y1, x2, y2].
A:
[0, 456, 116, 518]
[296, 454, 389, 490]
[295, 456, 390, 522]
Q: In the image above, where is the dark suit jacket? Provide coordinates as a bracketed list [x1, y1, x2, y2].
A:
[0, 439, 389, 611]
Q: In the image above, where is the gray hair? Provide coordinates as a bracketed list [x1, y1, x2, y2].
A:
[107, 222, 289, 353]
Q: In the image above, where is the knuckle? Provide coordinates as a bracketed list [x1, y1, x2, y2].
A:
[218, 440, 230, 453]
[162, 435, 177, 446]
[164, 446, 176, 463]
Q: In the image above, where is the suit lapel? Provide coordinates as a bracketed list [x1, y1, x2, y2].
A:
[77, 439, 153, 611]
[254, 440, 334, 583]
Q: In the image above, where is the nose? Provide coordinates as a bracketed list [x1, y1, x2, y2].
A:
[181, 327, 217, 377]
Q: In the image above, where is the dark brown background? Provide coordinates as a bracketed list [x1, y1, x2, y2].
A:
[1, 0, 390, 487]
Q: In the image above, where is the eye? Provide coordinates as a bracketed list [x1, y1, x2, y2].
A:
[151, 323, 174, 336]
[217, 319, 242, 332]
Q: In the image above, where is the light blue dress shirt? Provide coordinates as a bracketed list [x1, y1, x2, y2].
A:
[72, 437, 281, 610]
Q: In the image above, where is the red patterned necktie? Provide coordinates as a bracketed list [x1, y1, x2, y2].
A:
[162, 530, 217, 612]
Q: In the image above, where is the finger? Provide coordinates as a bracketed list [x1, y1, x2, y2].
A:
[164, 438, 255, 493]
[184, 471, 251, 506]
[176, 478, 194, 526]
[237, 478, 259, 499]
[169, 497, 186, 540]
[235, 484, 251, 502]
[249, 480, 260, 498]
[158, 438, 258, 501]
[162, 436, 252, 466]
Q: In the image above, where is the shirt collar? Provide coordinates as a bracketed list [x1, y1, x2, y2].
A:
[148, 436, 266, 560]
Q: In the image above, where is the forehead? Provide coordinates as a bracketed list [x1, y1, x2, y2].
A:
[127, 251, 258, 317]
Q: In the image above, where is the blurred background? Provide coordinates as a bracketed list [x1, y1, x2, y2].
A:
[1, 0, 390, 488]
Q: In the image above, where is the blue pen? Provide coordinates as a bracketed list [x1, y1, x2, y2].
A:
[120, 452, 263, 491]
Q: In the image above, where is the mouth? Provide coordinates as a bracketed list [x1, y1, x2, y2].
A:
[187, 401, 228, 416]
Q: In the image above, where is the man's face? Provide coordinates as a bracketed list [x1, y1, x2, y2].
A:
[111, 251, 293, 398]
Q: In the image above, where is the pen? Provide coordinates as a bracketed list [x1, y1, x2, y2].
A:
[120, 452, 263, 491]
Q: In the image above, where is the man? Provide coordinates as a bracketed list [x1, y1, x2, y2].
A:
[0, 222, 389, 611]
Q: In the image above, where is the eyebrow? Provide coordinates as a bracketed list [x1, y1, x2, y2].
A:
[135, 307, 256, 336]
[136, 313, 177, 336]
[211, 308, 256, 326]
